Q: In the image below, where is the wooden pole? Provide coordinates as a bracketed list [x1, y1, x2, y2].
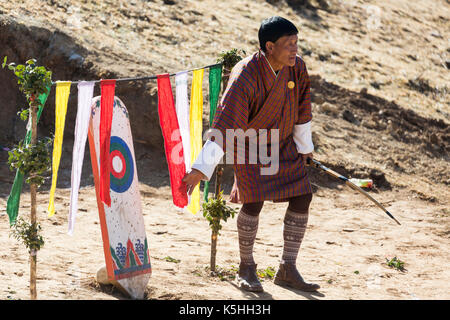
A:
[29, 101, 38, 300]
[209, 67, 230, 273]
[210, 166, 223, 273]
[210, 227, 218, 273]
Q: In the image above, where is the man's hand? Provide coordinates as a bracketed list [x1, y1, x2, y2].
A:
[181, 169, 207, 195]
[300, 152, 313, 167]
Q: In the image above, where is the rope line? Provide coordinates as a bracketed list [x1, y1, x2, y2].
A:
[51, 63, 223, 86]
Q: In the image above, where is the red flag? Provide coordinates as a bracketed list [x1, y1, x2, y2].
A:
[157, 74, 188, 208]
[99, 79, 116, 207]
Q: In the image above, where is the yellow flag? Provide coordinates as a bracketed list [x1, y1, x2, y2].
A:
[48, 81, 71, 217]
[188, 69, 204, 214]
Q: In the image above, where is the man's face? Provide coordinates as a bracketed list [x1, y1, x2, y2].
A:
[266, 34, 298, 67]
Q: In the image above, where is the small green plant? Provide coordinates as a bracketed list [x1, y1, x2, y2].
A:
[202, 191, 237, 272]
[386, 257, 406, 272]
[2, 57, 52, 101]
[17, 108, 30, 121]
[202, 191, 237, 235]
[9, 217, 45, 254]
[257, 267, 276, 280]
[217, 49, 246, 71]
[192, 266, 203, 277]
[164, 256, 181, 264]
[201, 264, 239, 281]
[3, 56, 52, 300]
[3, 56, 53, 191]
[7, 137, 52, 187]
[354, 270, 360, 275]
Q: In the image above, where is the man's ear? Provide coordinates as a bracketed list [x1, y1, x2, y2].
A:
[265, 41, 275, 54]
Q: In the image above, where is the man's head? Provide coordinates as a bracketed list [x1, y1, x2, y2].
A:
[258, 16, 299, 68]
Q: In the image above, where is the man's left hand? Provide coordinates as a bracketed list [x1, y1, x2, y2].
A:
[300, 152, 313, 167]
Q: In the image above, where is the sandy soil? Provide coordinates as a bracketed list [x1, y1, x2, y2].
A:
[0, 152, 449, 300]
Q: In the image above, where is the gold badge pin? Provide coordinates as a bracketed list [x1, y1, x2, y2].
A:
[288, 81, 295, 89]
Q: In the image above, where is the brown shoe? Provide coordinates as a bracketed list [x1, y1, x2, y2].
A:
[236, 263, 264, 292]
[274, 262, 320, 292]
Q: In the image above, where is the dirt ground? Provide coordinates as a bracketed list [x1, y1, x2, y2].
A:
[0, 148, 449, 300]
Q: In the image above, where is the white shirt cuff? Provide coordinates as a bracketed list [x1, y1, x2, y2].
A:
[191, 140, 224, 181]
[293, 121, 314, 154]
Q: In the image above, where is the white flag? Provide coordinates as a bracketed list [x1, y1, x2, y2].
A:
[68, 81, 95, 235]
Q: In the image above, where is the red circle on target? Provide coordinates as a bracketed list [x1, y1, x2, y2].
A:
[110, 150, 126, 179]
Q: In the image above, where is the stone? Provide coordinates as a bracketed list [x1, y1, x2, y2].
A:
[96, 266, 111, 285]
[342, 109, 359, 124]
[320, 102, 339, 116]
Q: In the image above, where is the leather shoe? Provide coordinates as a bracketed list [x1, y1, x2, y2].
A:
[274, 262, 320, 292]
[236, 263, 264, 292]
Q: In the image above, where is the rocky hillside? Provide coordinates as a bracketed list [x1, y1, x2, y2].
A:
[0, 0, 449, 202]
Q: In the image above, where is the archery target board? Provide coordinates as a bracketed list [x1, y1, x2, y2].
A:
[88, 96, 151, 299]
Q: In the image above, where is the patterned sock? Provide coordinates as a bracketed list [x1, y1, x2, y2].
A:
[281, 208, 309, 264]
[237, 209, 260, 265]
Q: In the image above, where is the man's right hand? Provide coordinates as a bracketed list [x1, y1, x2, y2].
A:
[181, 169, 207, 195]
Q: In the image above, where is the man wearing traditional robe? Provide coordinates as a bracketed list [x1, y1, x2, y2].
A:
[182, 16, 320, 292]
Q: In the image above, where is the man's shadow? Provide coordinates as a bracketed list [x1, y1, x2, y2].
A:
[227, 280, 326, 300]
[227, 281, 275, 300]
[274, 284, 326, 300]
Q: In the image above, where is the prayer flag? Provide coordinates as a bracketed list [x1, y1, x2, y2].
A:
[187, 69, 204, 214]
[175, 72, 191, 173]
[175, 72, 191, 210]
[48, 81, 71, 217]
[99, 79, 116, 207]
[157, 74, 188, 208]
[68, 81, 95, 235]
[203, 65, 222, 202]
[6, 86, 51, 225]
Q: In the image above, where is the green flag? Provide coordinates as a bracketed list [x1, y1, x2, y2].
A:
[208, 65, 222, 125]
[6, 86, 51, 226]
[203, 65, 222, 202]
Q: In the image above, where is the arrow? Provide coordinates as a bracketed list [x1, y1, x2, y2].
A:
[308, 158, 401, 225]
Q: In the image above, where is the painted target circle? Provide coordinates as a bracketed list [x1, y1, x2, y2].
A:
[110, 150, 126, 179]
[109, 136, 134, 193]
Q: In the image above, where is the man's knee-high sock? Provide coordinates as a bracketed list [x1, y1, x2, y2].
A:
[237, 209, 260, 265]
[281, 208, 309, 264]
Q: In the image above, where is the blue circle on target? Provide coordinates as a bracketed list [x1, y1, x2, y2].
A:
[109, 136, 134, 193]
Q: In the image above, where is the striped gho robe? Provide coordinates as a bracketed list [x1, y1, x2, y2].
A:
[192, 49, 314, 204]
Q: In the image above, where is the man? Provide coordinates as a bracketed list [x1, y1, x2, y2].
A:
[182, 16, 319, 292]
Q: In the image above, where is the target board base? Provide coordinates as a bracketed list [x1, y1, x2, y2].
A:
[88, 96, 151, 299]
